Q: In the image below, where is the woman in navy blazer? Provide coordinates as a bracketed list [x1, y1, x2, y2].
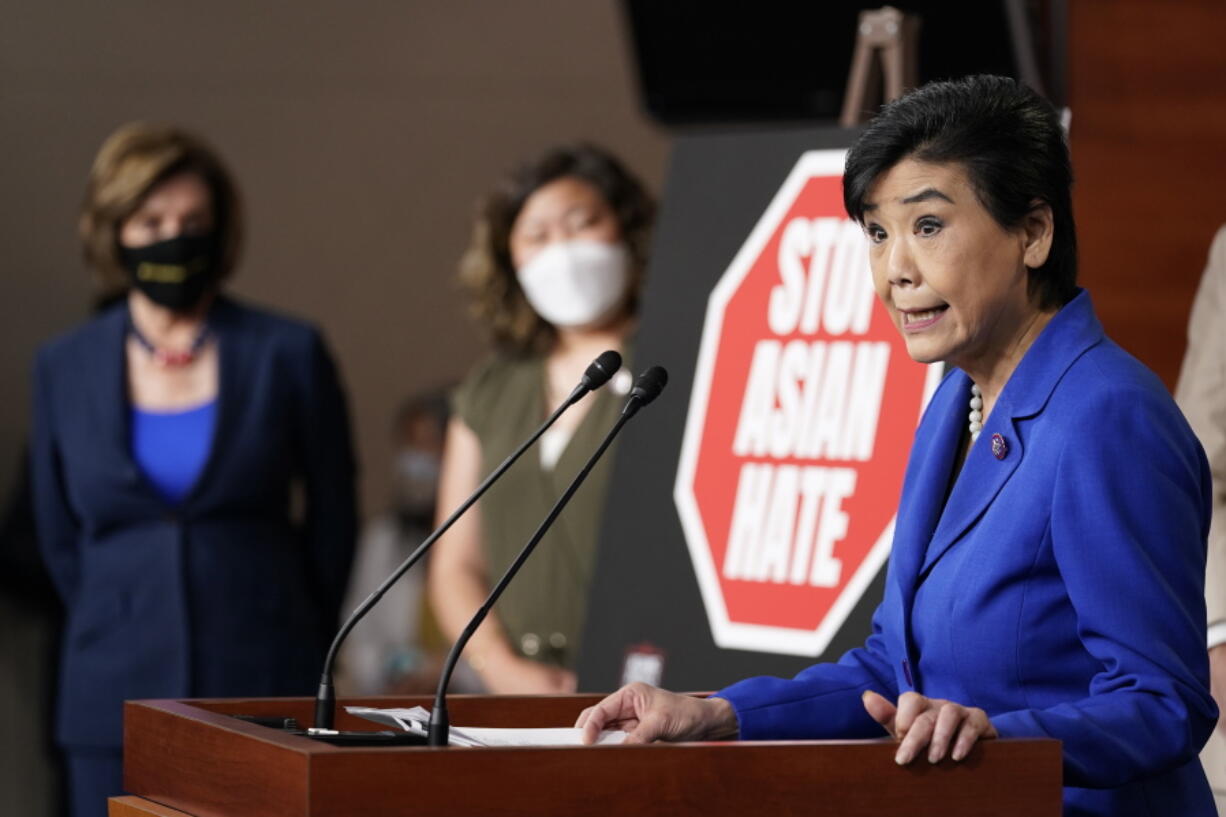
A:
[30, 124, 356, 817]
[577, 76, 1217, 816]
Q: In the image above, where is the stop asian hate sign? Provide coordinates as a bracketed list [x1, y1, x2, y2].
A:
[674, 150, 943, 656]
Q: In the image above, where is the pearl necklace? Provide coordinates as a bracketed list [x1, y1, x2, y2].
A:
[969, 383, 984, 442]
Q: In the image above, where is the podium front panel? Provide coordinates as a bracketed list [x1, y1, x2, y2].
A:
[122, 696, 1061, 817]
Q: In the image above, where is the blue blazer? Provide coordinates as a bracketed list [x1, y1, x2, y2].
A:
[716, 291, 1217, 816]
[30, 297, 357, 748]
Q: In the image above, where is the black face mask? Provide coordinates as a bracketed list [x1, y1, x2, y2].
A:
[121, 233, 219, 311]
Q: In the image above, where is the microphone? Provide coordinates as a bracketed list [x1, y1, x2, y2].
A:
[580, 349, 623, 393]
[622, 364, 668, 418]
[427, 366, 669, 746]
[309, 350, 623, 732]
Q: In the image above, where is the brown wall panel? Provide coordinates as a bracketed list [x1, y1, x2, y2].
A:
[1069, 0, 1226, 388]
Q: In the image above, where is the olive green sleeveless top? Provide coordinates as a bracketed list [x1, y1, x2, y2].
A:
[451, 351, 629, 670]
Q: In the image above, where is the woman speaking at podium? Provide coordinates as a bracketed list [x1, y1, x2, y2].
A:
[578, 75, 1217, 816]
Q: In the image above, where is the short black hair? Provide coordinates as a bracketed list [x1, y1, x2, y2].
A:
[844, 75, 1076, 310]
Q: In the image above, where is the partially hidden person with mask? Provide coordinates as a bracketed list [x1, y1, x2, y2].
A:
[29, 123, 357, 817]
[338, 391, 459, 695]
[427, 144, 654, 694]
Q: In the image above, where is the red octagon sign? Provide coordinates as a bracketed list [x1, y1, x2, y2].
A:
[674, 150, 941, 656]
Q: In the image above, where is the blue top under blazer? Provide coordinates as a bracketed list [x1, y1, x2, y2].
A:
[30, 296, 357, 748]
[716, 290, 1217, 816]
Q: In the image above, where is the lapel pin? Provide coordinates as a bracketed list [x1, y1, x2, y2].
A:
[990, 433, 1008, 460]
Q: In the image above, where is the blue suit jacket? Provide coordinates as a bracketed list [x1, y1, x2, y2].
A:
[30, 297, 357, 748]
[716, 291, 1217, 816]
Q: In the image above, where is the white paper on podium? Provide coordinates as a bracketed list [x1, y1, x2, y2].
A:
[345, 705, 627, 747]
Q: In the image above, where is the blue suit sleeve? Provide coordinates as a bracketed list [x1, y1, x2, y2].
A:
[990, 382, 1217, 788]
[292, 330, 358, 630]
[714, 600, 898, 740]
[29, 350, 82, 605]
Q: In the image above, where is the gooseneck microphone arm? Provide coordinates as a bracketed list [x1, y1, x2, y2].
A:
[427, 366, 668, 747]
[311, 351, 623, 731]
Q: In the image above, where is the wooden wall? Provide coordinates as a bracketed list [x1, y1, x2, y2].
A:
[1069, 0, 1226, 388]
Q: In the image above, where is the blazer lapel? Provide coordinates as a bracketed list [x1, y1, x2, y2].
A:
[891, 370, 966, 622]
[918, 413, 1023, 577]
[93, 304, 142, 489]
[916, 289, 1105, 577]
[183, 297, 243, 507]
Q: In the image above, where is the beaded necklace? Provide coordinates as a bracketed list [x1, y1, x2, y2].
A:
[127, 314, 210, 367]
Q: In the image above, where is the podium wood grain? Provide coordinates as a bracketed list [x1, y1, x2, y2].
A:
[121, 696, 1061, 816]
[110, 796, 193, 816]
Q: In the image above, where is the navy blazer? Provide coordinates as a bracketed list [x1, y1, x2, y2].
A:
[716, 291, 1217, 816]
[30, 297, 357, 748]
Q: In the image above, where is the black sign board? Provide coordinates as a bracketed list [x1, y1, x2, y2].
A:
[577, 126, 892, 693]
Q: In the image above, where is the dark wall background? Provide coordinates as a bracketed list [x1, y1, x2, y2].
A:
[623, 1, 1021, 124]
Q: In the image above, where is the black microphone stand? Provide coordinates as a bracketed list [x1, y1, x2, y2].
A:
[427, 366, 667, 746]
[309, 352, 622, 734]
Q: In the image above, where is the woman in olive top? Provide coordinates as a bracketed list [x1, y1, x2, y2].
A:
[428, 144, 654, 693]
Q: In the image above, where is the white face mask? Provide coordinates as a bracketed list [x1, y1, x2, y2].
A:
[393, 449, 440, 517]
[516, 240, 631, 329]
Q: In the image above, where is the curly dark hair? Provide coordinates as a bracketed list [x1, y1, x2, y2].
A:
[458, 143, 655, 354]
[843, 75, 1076, 311]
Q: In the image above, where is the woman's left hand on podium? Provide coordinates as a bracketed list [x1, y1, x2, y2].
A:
[862, 690, 998, 765]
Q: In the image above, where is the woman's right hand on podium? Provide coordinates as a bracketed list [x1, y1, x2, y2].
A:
[575, 683, 740, 745]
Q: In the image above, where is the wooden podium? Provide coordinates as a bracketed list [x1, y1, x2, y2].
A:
[112, 695, 1061, 816]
